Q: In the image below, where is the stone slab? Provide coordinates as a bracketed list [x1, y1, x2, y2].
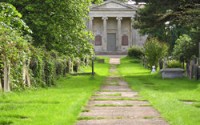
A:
[88, 100, 150, 106]
[80, 107, 160, 118]
[77, 119, 168, 125]
[95, 92, 138, 97]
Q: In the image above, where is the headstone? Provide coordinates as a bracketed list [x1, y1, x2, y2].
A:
[163, 58, 167, 69]
[193, 64, 199, 80]
[4, 61, 10, 92]
[160, 68, 184, 79]
[189, 59, 195, 79]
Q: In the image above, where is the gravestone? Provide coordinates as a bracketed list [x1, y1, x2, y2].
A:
[160, 68, 184, 79]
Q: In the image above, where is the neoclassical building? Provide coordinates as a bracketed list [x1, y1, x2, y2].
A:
[88, 0, 147, 54]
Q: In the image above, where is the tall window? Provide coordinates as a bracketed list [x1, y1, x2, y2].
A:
[95, 35, 102, 46]
[122, 34, 128, 46]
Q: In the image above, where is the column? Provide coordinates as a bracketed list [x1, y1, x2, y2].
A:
[89, 17, 94, 31]
[102, 17, 108, 51]
[116, 17, 122, 51]
[130, 17, 134, 47]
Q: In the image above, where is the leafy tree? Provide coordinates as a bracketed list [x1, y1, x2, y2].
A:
[0, 2, 32, 34]
[144, 37, 168, 69]
[3, 0, 102, 57]
[172, 34, 197, 61]
[134, 0, 200, 54]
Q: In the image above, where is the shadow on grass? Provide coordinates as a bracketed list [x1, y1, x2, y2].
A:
[0, 120, 13, 125]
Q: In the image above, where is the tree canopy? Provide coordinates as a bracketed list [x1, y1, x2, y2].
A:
[134, 0, 200, 58]
[2, 0, 102, 57]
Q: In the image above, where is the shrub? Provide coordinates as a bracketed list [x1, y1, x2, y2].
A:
[144, 37, 168, 69]
[172, 34, 197, 60]
[167, 60, 182, 68]
[128, 46, 144, 59]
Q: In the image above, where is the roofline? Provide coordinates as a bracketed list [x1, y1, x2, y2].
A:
[91, 0, 138, 10]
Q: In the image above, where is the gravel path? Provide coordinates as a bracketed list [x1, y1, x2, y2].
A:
[76, 57, 169, 125]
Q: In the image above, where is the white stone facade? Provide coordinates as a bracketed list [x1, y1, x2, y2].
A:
[89, 0, 147, 53]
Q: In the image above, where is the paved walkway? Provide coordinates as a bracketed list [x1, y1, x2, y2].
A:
[76, 57, 168, 125]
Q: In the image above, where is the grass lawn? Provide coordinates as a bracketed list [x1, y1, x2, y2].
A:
[0, 57, 110, 125]
[118, 57, 200, 125]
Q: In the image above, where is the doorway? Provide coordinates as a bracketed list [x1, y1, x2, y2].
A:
[107, 33, 116, 51]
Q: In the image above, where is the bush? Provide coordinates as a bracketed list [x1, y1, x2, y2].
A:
[128, 46, 144, 59]
[144, 37, 168, 69]
[172, 34, 197, 60]
[167, 60, 182, 68]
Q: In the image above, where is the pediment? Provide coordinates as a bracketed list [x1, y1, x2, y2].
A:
[91, 0, 137, 10]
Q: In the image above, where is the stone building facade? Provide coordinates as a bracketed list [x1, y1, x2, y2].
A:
[88, 0, 147, 54]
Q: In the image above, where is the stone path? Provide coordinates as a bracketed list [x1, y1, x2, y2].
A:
[76, 57, 169, 125]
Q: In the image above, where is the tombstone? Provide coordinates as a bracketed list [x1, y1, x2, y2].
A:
[193, 64, 199, 80]
[73, 58, 80, 73]
[186, 60, 190, 77]
[68, 59, 73, 73]
[189, 59, 195, 79]
[22, 60, 31, 87]
[160, 68, 184, 79]
[3, 61, 10, 92]
[163, 58, 168, 69]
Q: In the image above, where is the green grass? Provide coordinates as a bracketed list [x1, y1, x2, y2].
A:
[77, 116, 104, 120]
[0, 57, 110, 125]
[118, 57, 200, 125]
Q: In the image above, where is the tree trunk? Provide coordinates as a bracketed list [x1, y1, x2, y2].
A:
[4, 61, 10, 92]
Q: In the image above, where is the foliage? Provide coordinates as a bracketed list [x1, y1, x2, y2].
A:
[172, 34, 197, 61]
[0, 2, 32, 34]
[3, 0, 99, 57]
[134, 0, 200, 53]
[119, 57, 200, 125]
[0, 56, 109, 124]
[128, 46, 144, 59]
[0, 2, 90, 91]
[0, 25, 30, 90]
[144, 37, 168, 69]
[167, 60, 182, 68]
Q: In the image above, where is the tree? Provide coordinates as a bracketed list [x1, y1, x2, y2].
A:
[144, 37, 168, 69]
[0, 2, 32, 34]
[0, 3, 31, 91]
[3, 0, 102, 57]
[134, 0, 200, 54]
[173, 34, 197, 61]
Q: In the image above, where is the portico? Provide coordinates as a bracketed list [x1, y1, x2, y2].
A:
[89, 0, 147, 53]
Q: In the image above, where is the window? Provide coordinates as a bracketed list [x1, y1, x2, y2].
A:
[95, 35, 102, 46]
[122, 35, 128, 46]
